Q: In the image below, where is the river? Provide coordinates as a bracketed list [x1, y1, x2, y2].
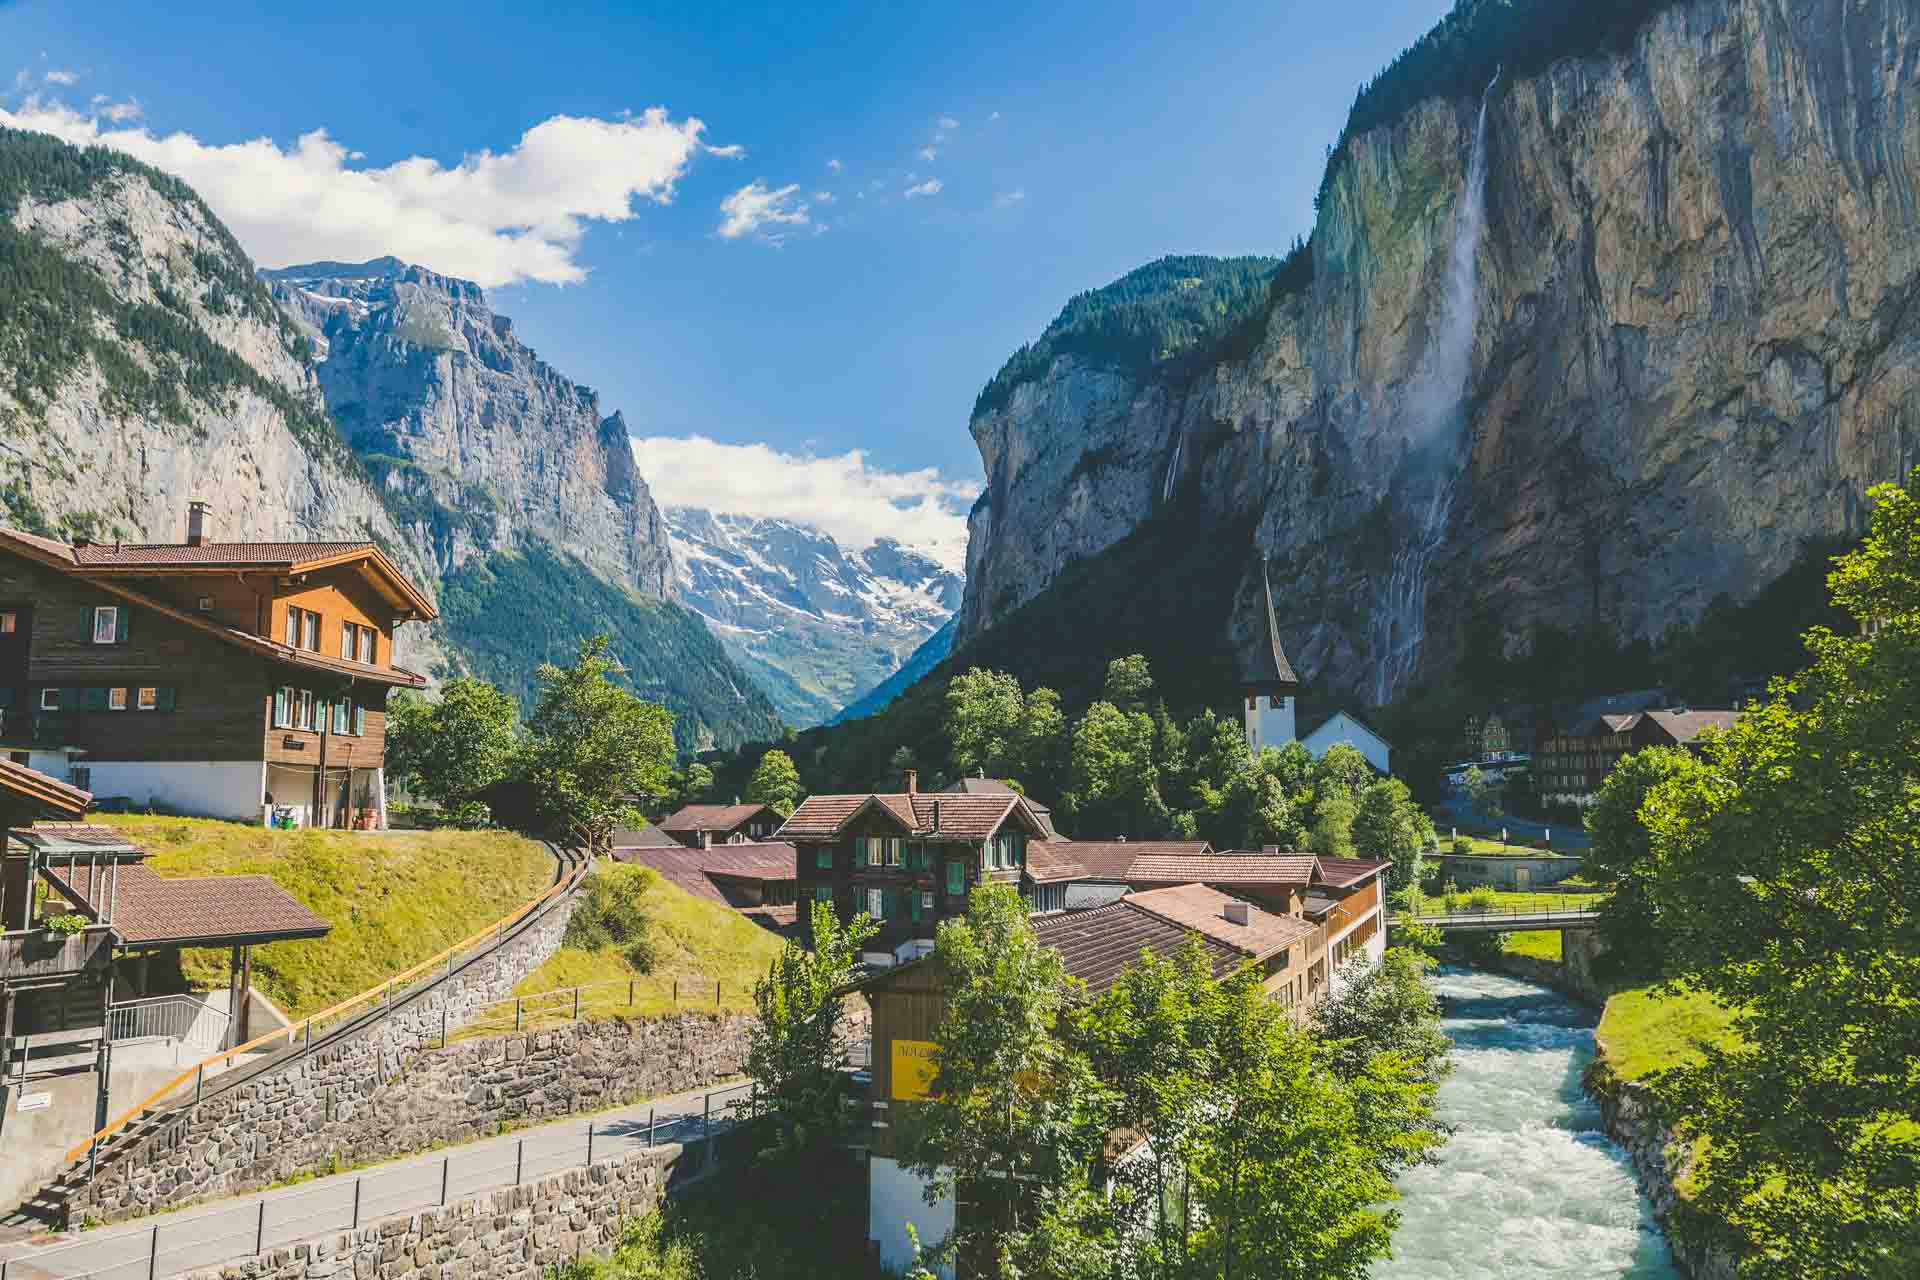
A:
[1374, 966, 1681, 1279]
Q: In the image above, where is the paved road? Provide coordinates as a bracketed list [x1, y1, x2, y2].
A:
[0, 1076, 753, 1280]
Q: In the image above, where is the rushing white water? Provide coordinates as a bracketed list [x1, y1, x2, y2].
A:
[1369, 72, 1499, 706]
[1375, 967, 1681, 1279]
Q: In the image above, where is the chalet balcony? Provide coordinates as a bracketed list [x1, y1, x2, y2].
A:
[0, 925, 115, 987]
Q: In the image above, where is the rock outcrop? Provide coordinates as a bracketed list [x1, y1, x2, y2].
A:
[267, 259, 675, 598]
[959, 0, 1920, 701]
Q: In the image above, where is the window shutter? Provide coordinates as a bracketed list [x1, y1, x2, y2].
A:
[946, 859, 964, 896]
[156, 687, 176, 712]
[80, 608, 93, 642]
[62, 687, 80, 710]
[852, 837, 866, 868]
[116, 606, 132, 644]
[354, 704, 366, 736]
[910, 889, 922, 923]
[82, 687, 108, 712]
[0, 687, 12, 709]
[816, 847, 832, 870]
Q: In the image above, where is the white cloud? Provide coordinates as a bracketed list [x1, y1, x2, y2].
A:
[44, 69, 79, 86]
[812, 190, 834, 202]
[904, 178, 943, 199]
[938, 115, 959, 130]
[988, 110, 1002, 122]
[629, 435, 977, 569]
[704, 142, 745, 158]
[0, 98, 714, 286]
[87, 95, 142, 123]
[994, 187, 1025, 208]
[917, 145, 936, 163]
[716, 179, 810, 242]
[826, 157, 842, 171]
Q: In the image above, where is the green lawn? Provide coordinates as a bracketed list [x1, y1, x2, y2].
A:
[98, 815, 555, 1018]
[1502, 930, 1563, 962]
[1595, 983, 1742, 1080]
[459, 864, 788, 1034]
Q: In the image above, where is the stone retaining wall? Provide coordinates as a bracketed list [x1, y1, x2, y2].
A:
[353, 1014, 753, 1163]
[67, 882, 583, 1224]
[1591, 1077, 1739, 1280]
[183, 1146, 682, 1280]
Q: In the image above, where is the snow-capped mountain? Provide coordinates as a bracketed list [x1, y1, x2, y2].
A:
[665, 508, 964, 726]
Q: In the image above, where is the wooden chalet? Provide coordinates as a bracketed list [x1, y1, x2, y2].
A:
[612, 840, 800, 936]
[1535, 705, 1741, 808]
[657, 802, 781, 848]
[0, 503, 437, 826]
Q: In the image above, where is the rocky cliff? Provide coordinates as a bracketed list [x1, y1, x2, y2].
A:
[958, 0, 1920, 703]
[0, 129, 445, 673]
[666, 507, 962, 726]
[266, 258, 674, 598]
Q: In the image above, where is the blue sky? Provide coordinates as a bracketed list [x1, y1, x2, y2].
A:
[2, 0, 1452, 560]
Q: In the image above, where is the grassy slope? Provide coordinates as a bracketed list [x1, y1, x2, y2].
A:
[462, 865, 787, 1032]
[100, 815, 554, 1018]
[1596, 984, 1741, 1081]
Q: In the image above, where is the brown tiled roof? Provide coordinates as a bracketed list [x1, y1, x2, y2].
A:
[1313, 857, 1391, 889]
[658, 803, 774, 833]
[1123, 884, 1319, 960]
[49, 863, 330, 946]
[940, 776, 1052, 814]
[1032, 902, 1244, 997]
[614, 843, 797, 908]
[1127, 853, 1318, 886]
[0, 760, 92, 820]
[1023, 843, 1085, 884]
[1054, 841, 1214, 881]
[777, 793, 1042, 842]
[1643, 709, 1741, 744]
[70, 541, 377, 568]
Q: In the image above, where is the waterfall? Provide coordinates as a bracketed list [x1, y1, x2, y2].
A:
[1162, 424, 1187, 503]
[1368, 71, 1498, 707]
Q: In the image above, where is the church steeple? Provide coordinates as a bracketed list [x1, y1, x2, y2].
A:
[1241, 553, 1300, 751]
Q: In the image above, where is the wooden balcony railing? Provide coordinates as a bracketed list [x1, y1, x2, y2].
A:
[0, 925, 114, 983]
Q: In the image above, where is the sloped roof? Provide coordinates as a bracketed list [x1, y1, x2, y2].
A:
[0, 529, 429, 688]
[697, 842, 798, 881]
[1030, 902, 1242, 997]
[49, 862, 330, 947]
[658, 803, 774, 833]
[1239, 553, 1300, 690]
[1053, 841, 1214, 881]
[1302, 710, 1395, 750]
[1127, 853, 1319, 886]
[1313, 857, 1391, 889]
[611, 822, 680, 849]
[614, 843, 797, 908]
[1642, 709, 1741, 744]
[1023, 843, 1085, 884]
[1123, 884, 1320, 960]
[0, 760, 92, 820]
[777, 792, 1044, 842]
[940, 776, 1053, 814]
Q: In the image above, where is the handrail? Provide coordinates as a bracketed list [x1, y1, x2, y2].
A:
[65, 864, 587, 1164]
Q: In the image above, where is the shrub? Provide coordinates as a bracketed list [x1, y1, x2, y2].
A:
[43, 912, 89, 936]
[565, 865, 658, 972]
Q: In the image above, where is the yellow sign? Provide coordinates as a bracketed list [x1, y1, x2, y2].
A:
[891, 1038, 939, 1101]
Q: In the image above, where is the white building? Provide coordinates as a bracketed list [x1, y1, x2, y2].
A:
[1301, 710, 1392, 777]
[1241, 556, 1391, 777]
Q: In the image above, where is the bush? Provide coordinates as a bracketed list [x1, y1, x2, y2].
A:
[43, 912, 89, 936]
[1466, 886, 1501, 913]
[1451, 836, 1472, 855]
[565, 866, 658, 972]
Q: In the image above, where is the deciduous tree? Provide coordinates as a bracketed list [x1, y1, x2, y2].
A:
[1583, 745, 1699, 980]
[1351, 778, 1432, 890]
[522, 635, 676, 854]
[384, 678, 520, 823]
[747, 748, 804, 818]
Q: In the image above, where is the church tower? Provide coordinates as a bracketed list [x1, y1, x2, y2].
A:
[1242, 554, 1300, 752]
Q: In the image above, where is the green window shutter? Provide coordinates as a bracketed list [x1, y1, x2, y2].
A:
[0, 687, 13, 709]
[946, 859, 964, 896]
[852, 837, 866, 869]
[116, 606, 132, 645]
[815, 886, 832, 904]
[816, 847, 832, 870]
[62, 687, 80, 711]
[354, 704, 366, 736]
[910, 889, 922, 923]
[80, 608, 93, 642]
[155, 687, 177, 712]
[82, 687, 108, 712]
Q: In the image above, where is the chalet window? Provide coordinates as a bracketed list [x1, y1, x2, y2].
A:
[866, 888, 885, 919]
[360, 628, 376, 664]
[273, 686, 292, 728]
[353, 704, 366, 736]
[108, 687, 127, 711]
[293, 688, 315, 730]
[70, 766, 90, 791]
[303, 611, 319, 651]
[815, 848, 832, 870]
[40, 687, 60, 711]
[136, 687, 173, 712]
[875, 837, 902, 868]
[333, 700, 351, 735]
[342, 625, 354, 660]
[814, 886, 833, 904]
[90, 605, 130, 645]
[82, 687, 108, 712]
[287, 607, 320, 651]
[342, 623, 378, 664]
[946, 859, 965, 896]
[0, 611, 14, 633]
[197, 596, 214, 613]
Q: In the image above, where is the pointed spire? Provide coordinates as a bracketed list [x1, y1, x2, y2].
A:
[1240, 551, 1300, 692]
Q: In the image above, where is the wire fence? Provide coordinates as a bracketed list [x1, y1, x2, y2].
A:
[454, 973, 739, 1039]
[10, 1081, 755, 1280]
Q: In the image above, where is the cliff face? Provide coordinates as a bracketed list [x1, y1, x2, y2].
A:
[959, 0, 1920, 702]
[267, 259, 675, 598]
[0, 140, 445, 673]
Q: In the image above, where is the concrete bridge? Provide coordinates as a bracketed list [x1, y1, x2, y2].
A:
[1387, 904, 1603, 934]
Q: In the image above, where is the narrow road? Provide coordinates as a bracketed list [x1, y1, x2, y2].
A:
[0, 1076, 752, 1280]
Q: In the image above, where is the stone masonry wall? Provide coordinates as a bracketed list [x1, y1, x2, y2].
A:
[343, 1014, 752, 1165]
[67, 879, 583, 1224]
[183, 1145, 682, 1280]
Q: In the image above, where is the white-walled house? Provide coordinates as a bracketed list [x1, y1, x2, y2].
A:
[1301, 710, 1392, 776]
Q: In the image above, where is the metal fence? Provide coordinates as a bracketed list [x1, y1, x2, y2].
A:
[8, 1081, 755, 1280]
[456, 973, 737, 1038]
[106, 996, 230, 1052]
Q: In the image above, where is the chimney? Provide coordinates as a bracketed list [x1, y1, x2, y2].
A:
[904, 768, 918, 794]
[1116, 835, 1127, 843]
[1263, 844, 1280, 855]
[1225, 900, 1252, 927]
[700, 830, 713, 849]
[186, 501, 212, 547]
[931, 798, 941, 831]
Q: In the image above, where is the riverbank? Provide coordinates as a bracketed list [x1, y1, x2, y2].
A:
[1456, 936, 1740, 1280]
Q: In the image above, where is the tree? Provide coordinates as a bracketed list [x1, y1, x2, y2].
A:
[1307, 785, 1359, 858]
[1640, 466, 1920, 1276]
[1312, 947, 1451, 1177]
[679, 761, 715, 806]
[1583, 745, 1700, 980]
[1462, 764, 1505, 820]
[1017, 686, 1070, 799]
[1351, 778, 1432, 890]
[902, 886, 1111, 1274]
[747, 749, 804, 818]
[946, 668, 1028, 780]
[383, 678, 520, 823]
[522, 635, 676, 854]
[1068, 700, 1169, 838]
[1311, 742, 1375, 802]
[1103, 653, 1155, 709]
[742, 901, 877, 1156]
